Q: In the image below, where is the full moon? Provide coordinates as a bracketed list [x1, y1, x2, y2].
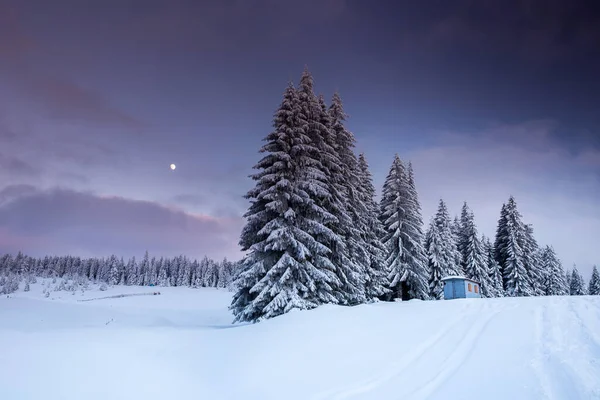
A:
[170, 164, 176, 170]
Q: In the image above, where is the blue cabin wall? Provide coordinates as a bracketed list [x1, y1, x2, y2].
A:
[443, 278, 480, 299]
[443, 281, 453, 299]
[464, 280, 481, 298]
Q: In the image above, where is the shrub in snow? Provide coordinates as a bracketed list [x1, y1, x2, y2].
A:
[44, 291, 50, 298]
[0, 275, 19, 295]
[24, 282, 30, 292]
[99, 283, 108, 291]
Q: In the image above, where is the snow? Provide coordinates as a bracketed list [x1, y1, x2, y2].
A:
[1, 281, 599, 400]
[440, 275, 469, 281]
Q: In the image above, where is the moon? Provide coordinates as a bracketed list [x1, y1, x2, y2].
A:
[170, 163, 176, 170]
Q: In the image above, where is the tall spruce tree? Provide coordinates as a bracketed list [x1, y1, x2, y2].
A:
[588, 266, 600, 295]
[297, 70, 363, 305]
[327, 92, 368, 303]
[357, 153, 389, 299]
[540, 246, 568, 295]
[570, 266, 586, 295]
[379, 155, 428, 300]
[495, 196, 532, 296]
[425, 199, 461, 299]
[230, 82, 341, 323]
[462, 211, 492, 297]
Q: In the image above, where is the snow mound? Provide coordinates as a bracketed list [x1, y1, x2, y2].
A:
[1, 283, 599, 400]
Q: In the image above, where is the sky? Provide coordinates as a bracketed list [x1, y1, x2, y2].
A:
[0, 0, 598, 277]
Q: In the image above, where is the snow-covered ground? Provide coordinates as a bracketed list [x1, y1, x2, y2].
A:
[1, 281, 599, 400]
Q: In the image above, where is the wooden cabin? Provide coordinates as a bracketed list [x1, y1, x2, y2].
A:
[441, 276, 481, 299]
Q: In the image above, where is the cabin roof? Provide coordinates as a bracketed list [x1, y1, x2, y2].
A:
[441, 275, 480, 284]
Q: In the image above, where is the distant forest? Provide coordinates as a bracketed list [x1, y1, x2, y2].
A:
[0, 252, 240, 295]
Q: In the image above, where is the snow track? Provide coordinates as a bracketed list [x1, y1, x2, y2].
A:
[311, 303, 475, 400]
[1, 284, 599, 400]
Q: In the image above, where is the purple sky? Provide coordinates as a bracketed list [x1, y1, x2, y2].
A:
[0, 0, 598, 276]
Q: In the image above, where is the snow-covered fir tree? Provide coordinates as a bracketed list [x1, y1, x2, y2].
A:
[299, 70, 363, 305]
[458, 202, 471, 272]
[106, 255, 120, 286]
[494, 197, 532, 296]
[482, 236, 504, 297]
[357, 153, 389, 299]
[462, 210, 492, 297]
[425, 199, 461, 299]
[230, 81, 342, 323]
[565, 269, 572, 292]
[569, 266, 586, 295]
[326, 91, 367, 304]
[379, 155, 428, 300]
[540, 246, 568, 296]
[588, 266, 600, 295]
[521, 224, 544, 296]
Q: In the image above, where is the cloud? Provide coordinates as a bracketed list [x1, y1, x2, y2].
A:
[0, 153, 40, 178]
[0, 187, 244, 261]
[402, 120, 599, 276]
[171, 193, 208, 207]
[0, 3, 144, 129]
[0, 184, 37, 205]
[15, 74, 145, 129]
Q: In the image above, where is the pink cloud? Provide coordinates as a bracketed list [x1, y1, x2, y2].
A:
[0, 187, 244, 261]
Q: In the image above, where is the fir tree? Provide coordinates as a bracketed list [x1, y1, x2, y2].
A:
[570, 266, 586, 295]
[425, 199, 461, 299]
[458, 202, 471, 272]
[357, 153, 389, 299]
[482, 236, 504, 297]
[462, 211, 491, 297]
[521, 224, 544, 296]
[231, 82, 341, 323]
[540, 246, 568, 295]
[588, 266, 600, 295]
[495, 197, 532, 296]
[107, 255, 120, 286]
[138, 251, 150, 286]
[297, 70, 360, 304]
[380, 155, 428, 300]
[326, 91, 367, 303]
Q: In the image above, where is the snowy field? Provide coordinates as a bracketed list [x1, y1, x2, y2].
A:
[1, 282, 599, 400]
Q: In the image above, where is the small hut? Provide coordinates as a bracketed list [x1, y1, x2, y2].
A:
[441, 276, 481, 300]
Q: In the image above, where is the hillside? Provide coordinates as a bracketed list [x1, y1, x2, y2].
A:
[1, 282, 599, 400]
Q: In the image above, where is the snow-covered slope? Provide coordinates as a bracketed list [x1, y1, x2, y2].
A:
[1, 282, 599, 400]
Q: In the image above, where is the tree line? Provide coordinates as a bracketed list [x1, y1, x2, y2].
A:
[231, 68, 600, 323]
[0, 251, 239, 295]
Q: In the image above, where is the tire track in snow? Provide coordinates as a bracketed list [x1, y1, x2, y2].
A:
[310, 302, 476, 400]
[569, 298, 600, 357]
[531, 301, 558, 400]
[403, 302, 500, 400]
[545, 297, 600, 399]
